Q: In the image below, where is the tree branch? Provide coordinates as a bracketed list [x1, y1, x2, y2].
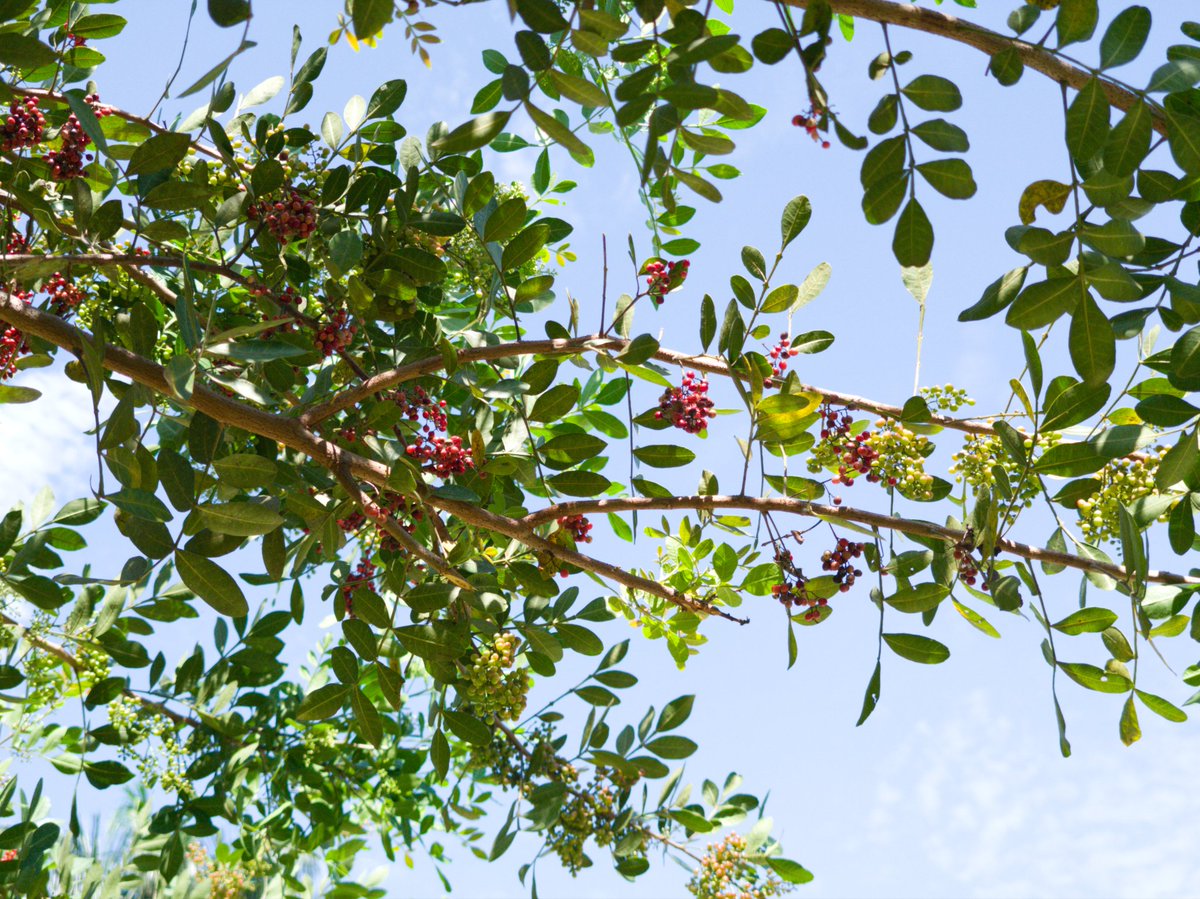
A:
[780, 0, 1165, 134]
[520, 495, 1200, 588]
[298, 334, 1000, 437]
[0, 294, 743, 622]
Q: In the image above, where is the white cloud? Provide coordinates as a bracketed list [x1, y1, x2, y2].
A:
[864, 690, 1200, 898]
[0, 367, 104, 511]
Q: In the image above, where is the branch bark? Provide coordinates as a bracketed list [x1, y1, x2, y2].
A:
[780, 0, 1165, 134]
[520, 495, 1200, 588]
[0, 293, 739, 622]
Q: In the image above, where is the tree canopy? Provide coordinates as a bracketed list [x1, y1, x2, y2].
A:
[2, 0, 1200, 895]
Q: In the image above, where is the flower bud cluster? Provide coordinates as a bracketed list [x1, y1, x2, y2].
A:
[920, 383, 974, 414]
[107, 697, 194, 798]
[657, 372, 716, 435]
[463, 632, 530, 723]
[546, 769, 638, 874]
[1077, 448, 1169, 544]
[687, 833, 792, 899]
[867, 419, 934, 498]
[186, 843, 254, 899]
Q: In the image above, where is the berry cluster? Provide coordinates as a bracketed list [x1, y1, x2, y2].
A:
[763, 333, 800, 389]
[407, 433, 473, 477]
[821, 538, 864, 592]
[557, 514, 593, 543]
[656, 371, 716, 435]
[644, 258, 689, 305]
[808, 405, 881, 488]
[44, 94, 110, 180]
[0, 849, 16, 863]
[920, 383, 974, 414]
[463, 633, 530, 724]
[248, 189, 318, 243]
[341, 557, 377, 616]
[250, 284, 300, 335]
[687, 833, 791, 899]
[45, 271, 83, 317]
[0, 324, 28, 380]
[1, 96, 45, 152]
[770, 551, 827, 622]
[390, 385, 448, 432]
[338, 490, 422, 551]
[792, 105, 830, 149]
[953, 536, 984, 589]
[313, 307, 356, 356]
[1077, 448, 1169, 544]
[186, 843, 256, 899]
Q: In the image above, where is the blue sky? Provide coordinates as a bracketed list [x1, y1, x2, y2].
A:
[3, 1, 1200, 896]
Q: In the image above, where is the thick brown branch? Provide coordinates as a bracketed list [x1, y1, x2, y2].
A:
[0, 295, 735, 621]
[0, 252, 245, 283]
[781, 0, 1164, 133]
[521, 495, 1200, 588]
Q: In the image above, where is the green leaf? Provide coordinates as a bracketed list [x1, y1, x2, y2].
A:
[779, 195, 811, 250]
[195, 502, 284, 537]
[296, 683, 350, 720]
[760, 284, 798, 314]
[548, 471, 611, 496]
[892, 198, 933, 267]
[883, 633, 950, 664]
[1066, 77, 1110, 163]
[1119, 694, 1141, 746]
[1135, 689, 1188, 723]
[767, 858, 814, 885]
[351, 0, 393, 38]
[1069, 292, 1115, 387]
[1059, 661, 1130, 693]
[645, 735, 697, 759]
[550, 70, 607, 108]
[502, 223, 549, 271]
[1034, 442, 1106, 477]
[530, 383, 580, 421]
[83, 760, 134, 789]
[0, 33, 56, 69]
[516, 0, 569, 33]
[0, 384, 41, 404]
[1051, 607, 1118, 635]
[633, 445, 696, 468]
[1057, 0, 1098, 47]
[1099, 5, 1147, 67]
[910, 118, 970, 152]
[212, 454, 277, 489]
[127, 132, 192, 176]
[176, 550, 249, 617]
[657, 694, 694, 731]
[351, 688, 383, 747]
[207, 0, 250, 27]
[431, 110, 512, 155]
[885, 583, 950, 614]
[443, 709, 492, 746]
[556, 623, 604, 656]
[107, 488, 172, 522]
[1104, 101, 1152, 178]
[901, 75, 962, 112]
[915, 159, 977, 199]
[1006, 276, 1078, 330]
[1169, 325, 1200, 391]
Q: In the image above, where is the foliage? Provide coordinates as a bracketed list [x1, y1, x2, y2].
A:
[1, 0, 1199, 894]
